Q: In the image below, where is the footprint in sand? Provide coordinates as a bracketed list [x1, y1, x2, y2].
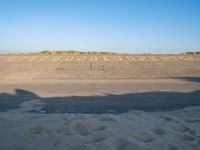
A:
[70, 121, 91, 136]
[133, 133, 154, 143]
[159, 116, 173, 122]
[55, 127, 74, 135]
[53, 139, 62, 147]
[89, 124, 107, 132]
[127, 144, 150, 150]
[99, 116, 118, 123]
[164, 144, 177, 150]
[56, 121, 90, 136]
[107, 137, 130, 150]
[107, 137, 148, 150]
[169, 124, 199, 139]
[30, 126, 52, 134]
[85, 136, 106, 144]
[187, 129, 198, 137]
[159, 116, 180, 124]
[13, 147, 28, 150]
[184, 118, 200, 123]
[30, 126, 45, 134]
[29, 115, 39, 120]
[173, 132, 194, 141]
[169, 124, 190, 132]
[150, 128, 165, 135]
[67, 144, 88, 150]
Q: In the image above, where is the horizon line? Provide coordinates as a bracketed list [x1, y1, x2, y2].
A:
[0, 50, 200, 55]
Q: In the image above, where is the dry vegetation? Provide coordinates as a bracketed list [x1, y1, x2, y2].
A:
[14, 50, 200, 55]
[31, 50, 117, 55]
[185, 51, 200, 55]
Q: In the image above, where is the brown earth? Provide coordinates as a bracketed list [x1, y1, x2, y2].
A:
[0, 54, 200, 79]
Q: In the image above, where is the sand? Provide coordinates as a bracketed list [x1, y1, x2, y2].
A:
[0, 54, 200, 79]
[0, 79, 200, 150]
[0, 54, 200, 149]
[0, 99, 200, 150]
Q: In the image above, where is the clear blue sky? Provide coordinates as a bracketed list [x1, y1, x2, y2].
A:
[0, 0, 200, 53]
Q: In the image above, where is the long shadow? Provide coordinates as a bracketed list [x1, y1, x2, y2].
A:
[0, 89, 200, 114]
[174, 76, 200, 83]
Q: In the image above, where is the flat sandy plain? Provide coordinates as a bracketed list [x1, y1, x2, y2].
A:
[0, 54, 200, 79]
[0, 54, 200, 150]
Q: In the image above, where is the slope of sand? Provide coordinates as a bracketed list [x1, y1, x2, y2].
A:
[0, 98, 200, 150]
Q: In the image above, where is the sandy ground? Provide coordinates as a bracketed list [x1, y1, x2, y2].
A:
[0, 79, 200, 150]
[0, 54, 200, 149]
[0, 54, 200, 79]
[0, 103, 200, 150]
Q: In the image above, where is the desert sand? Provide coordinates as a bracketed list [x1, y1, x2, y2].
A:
[0, 100, 200, 150]
[0, 54, 200, 150]
[0, 54, 200, 79]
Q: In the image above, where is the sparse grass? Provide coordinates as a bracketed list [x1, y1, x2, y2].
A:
[31, 50, 117, 55]
[185, 51, 200, 55]
[143, 53, 153, 55]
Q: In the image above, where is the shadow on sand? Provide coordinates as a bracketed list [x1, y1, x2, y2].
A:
[0, 89, 200, 114]
[175, 76, 200, 83]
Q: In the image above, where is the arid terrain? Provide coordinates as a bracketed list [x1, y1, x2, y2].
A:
[0, 54, 199, 79]
[0, 54, 200, 150]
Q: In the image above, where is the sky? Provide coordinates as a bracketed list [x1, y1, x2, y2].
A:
[0, 0, 200, 54]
